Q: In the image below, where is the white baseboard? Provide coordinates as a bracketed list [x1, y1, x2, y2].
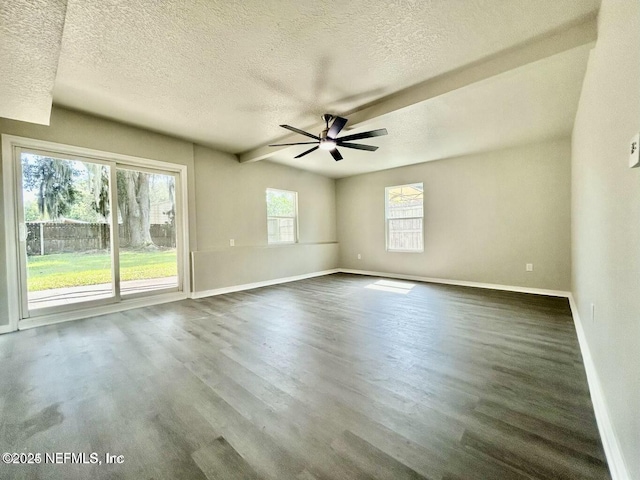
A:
[568, 295, 629, 480]
[0, 324, 15, 334]
[191, 269, 340, 299]
[338, 268, 571, 298]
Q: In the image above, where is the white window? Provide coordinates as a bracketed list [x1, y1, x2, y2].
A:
[385, 183, 424, 252]
[266, 188, 298, 244]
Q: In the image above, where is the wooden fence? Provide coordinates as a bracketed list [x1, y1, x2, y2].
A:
[26, 222, 175, 256]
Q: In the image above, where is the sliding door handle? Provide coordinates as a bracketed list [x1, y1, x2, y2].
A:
[18, 223, 27, 242]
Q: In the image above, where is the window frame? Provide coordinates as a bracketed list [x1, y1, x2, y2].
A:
[385, 182, 424, 253]
[266, 188, 298, 245]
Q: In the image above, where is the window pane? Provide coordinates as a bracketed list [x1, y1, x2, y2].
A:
[268, 217, 294, 243]
[266, 188, 297, 244]
[388, 218, 424, 251]
[266, 189, 296, 216]
[387, 184, 424, 218]
[386, 183, 424, 252]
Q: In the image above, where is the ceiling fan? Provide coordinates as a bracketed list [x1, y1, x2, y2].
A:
[269, 114, 388, 161]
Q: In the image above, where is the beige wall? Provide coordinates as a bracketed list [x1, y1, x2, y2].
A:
[191, 145, 338, 291]
[0, 109, 338, 326]
[336, 139, 572, 291]
[572, 0, 640, 477]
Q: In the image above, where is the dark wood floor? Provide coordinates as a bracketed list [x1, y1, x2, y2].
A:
[0, 273, 609, 479]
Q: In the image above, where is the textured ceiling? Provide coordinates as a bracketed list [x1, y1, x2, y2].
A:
[0, 0, 67, 124]
[0, 0, 600, 177]
[51, 0, 600, 157]
[268, 44, 592, 178]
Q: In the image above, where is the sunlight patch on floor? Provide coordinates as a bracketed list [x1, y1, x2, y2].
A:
[365, 279, 416, 294]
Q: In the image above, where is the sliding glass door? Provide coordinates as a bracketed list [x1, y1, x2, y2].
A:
[15, 147, 183, 318]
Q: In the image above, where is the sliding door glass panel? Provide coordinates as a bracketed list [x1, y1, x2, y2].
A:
[116, 168, 178, 296]
[20, 152, 113, 310]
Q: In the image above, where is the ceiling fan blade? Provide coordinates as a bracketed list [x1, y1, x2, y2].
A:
[327, 116, 348, 139]
[269, 141, 318, 147]
[330, 148, 343, 161]
[337, 128, 388, 142]
[337, 142, 378, 151]
[294, 146, 319, 158]
[280, 124, 319, 140]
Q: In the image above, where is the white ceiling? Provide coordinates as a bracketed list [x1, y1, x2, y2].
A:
[3, 0, 600, 177]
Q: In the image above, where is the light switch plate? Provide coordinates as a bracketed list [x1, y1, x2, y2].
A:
[630, 133, 640, 168]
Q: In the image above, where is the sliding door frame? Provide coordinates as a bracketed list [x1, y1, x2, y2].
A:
[1, 134, 190, 332]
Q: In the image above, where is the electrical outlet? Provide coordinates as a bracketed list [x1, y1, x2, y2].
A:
[229, 239, 235, 247]
[591, 303, 595, 322]
[357, 254, 362, 260]
[526, 263, 533, 272]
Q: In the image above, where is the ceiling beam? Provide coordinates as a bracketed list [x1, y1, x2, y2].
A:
[238, 14, 597, 163]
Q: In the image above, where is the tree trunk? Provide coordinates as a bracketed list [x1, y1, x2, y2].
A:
[123, 171, 153, 248]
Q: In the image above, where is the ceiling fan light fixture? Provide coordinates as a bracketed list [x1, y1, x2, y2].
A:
[319, 139, 337, 150]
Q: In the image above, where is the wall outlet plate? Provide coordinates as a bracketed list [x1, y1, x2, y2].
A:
[630, 133, 640, 168]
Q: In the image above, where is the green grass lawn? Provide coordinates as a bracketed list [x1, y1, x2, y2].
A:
[27, 249, 177, 291]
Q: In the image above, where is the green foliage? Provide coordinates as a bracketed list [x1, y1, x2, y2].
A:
[23, 200, 41, 222]
[266, 190, 296, 217]
[66, 187, 105, 222]
[22, 155, 78, 220]
[27, 250, 177, 291]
